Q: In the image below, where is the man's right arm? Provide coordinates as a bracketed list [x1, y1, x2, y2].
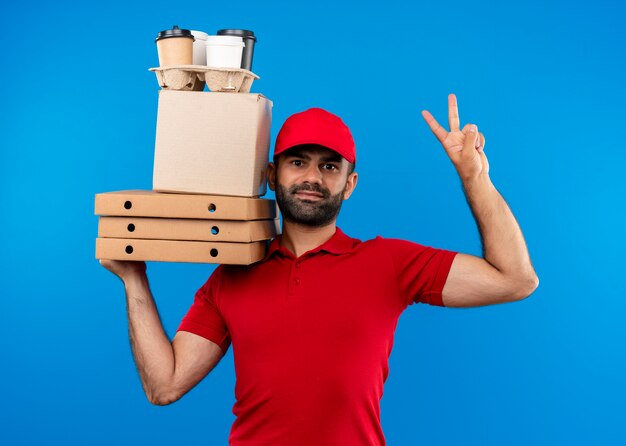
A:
[101, 260, 225, 405]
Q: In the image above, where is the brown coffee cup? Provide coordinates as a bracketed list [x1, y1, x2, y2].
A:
[156, 25, 194, 67]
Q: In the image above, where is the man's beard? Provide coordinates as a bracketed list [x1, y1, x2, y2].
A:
[275, 182, 344, 227]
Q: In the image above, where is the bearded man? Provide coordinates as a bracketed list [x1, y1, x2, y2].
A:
[101, 95, 539, 445]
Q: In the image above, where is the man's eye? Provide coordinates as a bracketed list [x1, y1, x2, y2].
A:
[291, 160, 303, 166]
[322, 164, 338, 170]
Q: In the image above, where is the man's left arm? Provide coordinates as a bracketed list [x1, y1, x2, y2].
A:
[443, 174, 539, 307]
[422, 94, 539, 307]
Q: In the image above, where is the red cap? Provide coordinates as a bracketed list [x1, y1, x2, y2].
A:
[274, 108, 356, 163]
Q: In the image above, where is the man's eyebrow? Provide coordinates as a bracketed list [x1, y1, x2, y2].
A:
[284, 150, 341, 163]
[320, 154, 342, 163]
[284, 151, 311, 160]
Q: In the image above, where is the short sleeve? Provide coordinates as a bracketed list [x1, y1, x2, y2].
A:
[177, 266, 231, 353]
[383, 238, 458, 307]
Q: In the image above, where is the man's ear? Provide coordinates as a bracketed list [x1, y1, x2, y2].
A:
[343, 172, 358, 200]
[267, 162, 277, 191]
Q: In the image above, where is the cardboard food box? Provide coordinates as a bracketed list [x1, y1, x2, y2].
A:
[153, 90, 273, 197]
[96, 238, 268, 265]
[98, 217, 280, 242]
[94, 190, 277, 220]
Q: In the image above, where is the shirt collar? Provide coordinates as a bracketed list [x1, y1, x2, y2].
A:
[264, 226, 357, 260]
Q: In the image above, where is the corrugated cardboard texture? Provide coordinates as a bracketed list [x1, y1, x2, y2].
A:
[94, 190, 277, 220]
[96, 238, 267, 265]
[98, 217, 280, 242]
[153, 90, 273, 197]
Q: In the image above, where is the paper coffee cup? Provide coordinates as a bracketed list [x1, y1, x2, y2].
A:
[156, 25, 194, 67]
[191, 30, 208, 65]
[205, 35, 245, 69]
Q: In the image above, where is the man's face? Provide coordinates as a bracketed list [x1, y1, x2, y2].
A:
[268, 145, 358, 227]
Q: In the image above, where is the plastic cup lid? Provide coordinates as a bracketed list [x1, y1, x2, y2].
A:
[156, 25, 194, 41]
[191, 30, 209, 40]
[217, 29, 257, 42]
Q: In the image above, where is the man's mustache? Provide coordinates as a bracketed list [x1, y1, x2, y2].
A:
[289, 183, 330, 198]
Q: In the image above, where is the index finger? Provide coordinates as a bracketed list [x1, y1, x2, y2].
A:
[421, 110, 448, 143]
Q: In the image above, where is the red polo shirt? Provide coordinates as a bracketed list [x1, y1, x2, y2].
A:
[178, 227, 457, 445]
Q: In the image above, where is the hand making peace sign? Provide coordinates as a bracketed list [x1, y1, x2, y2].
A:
[421, 94, 489, 183]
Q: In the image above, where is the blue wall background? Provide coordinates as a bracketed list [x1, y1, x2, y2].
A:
[2, 0, 625, 444]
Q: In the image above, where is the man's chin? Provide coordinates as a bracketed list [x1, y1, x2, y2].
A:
[297, 198, 322, 205]
[276, 184, 343, 227]
[283, 205, 336, 227]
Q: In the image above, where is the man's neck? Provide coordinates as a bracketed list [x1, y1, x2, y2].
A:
[280, 220, 337, 258]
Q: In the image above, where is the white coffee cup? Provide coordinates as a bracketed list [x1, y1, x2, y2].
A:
[205, 35, 245, 68]
[191, 30, 208, 65]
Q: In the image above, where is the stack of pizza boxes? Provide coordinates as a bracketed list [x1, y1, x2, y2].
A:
[95, 61, 278, 265]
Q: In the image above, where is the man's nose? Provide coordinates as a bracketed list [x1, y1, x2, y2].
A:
[301, 164, 323, 184]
